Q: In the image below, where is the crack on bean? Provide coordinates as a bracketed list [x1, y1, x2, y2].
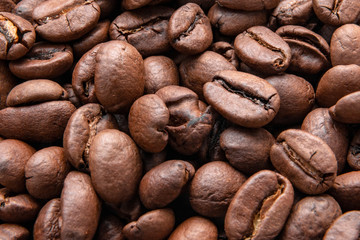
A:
[82, 112, 102, 167]
[282, 35, 328, 57]
[175, 13, 202, 42]
[0, 16, 19, 47]
[214, 78, 276, 111]
[280, 141, 328, 183]
[28, 48, 64, 60]
[245, 30, 286, 69]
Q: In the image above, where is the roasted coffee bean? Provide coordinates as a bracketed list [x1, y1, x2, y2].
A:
[347, 130, 360, 170]
[329, 171, 360, 211]
[155, 85, 213, 155]
[168, 3, 213, 55]
[225, 170, 294, 240]
[12, 0, 47, 23]
[179, 51, 236, 100]
[189, 161, 247, 218]
[210, 41, 240, 69]
[203, 70, 280, 128]
[32, 0, 101, 42]
[60, 171, 101, 239]
[269, 0, 313, 28]
[328, 91, 360, 124]
[139, 160, 195, 209]
[220, 126, 275, 174]
[123, 208, 175, 240]
[6, 79, 68, 107]
[25, 146, 70, 200]
[168, 216, 218, 240]
[128, 94, 169, 153]
[72, 20, 110, 58]
[216, 0, 279, 11]
[0, 223, 30, 240]
[33, 198, 61, 240]
[0, 101, 76, 142]
[276, 25, 330, 75]
[323, 211, 360, 240]
[0, 139, 35, 193]
[330, 24, 360, 66]
[94, 212, 125, 240]
[9, 42, 74, 80]
[280, 194, 342, 240]
[0, 60, 17, 110]
[89, 129, 143, 206]
[270, 129, 338, 194]
[208, 4, 267, 37]
[313, 0, 360, 26]
[94, 40, 144, 113]
[234, 26, 291, 74]
[0, 12, 35, 61]
[0, 188, 41, 223]
[316, 64, 360, 107]
[302, 108, 349, 174]
[63, 103, 118, 171]
[109, 6, 174, 57]
[266, 73, 315, 125]
[143, 56, 179, 94]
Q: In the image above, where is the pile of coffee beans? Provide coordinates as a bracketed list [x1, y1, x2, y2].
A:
[1, 0, 360, 239]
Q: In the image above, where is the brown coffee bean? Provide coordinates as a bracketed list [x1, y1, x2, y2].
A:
[139, 160, 195, 209]
[269, 0, 313, 28]
[0, 60, 17, 110]
[33, 198, 61, 240]
[0, 139, 35, 193]
[95, 212, 125, 240]
[266, 73, 315, 125]
[276, 25, 330, 75]
[208, 4, 267, 37]
[109, 6, 174, 57]
[168, 3, 213, 55]
[216, 0, 279, 11]
[329, 91, 360, 124]
[32, 0, 101, 42]
[123, 208, 175, 240]
[168, 216, 218, 240]
[25, 146, 70, 200]
[189, 161, 247, 218]
[316, 64, 360, 107]
[72, 20, 110, 58]
[89, 129, 143, 206]
[329, 171, 360, 211]
[330, 24, 360, 66]
[203, 70, 280, 128]
[0, 188, 41, 223]
[0, 12, 35, 60]
[6, 79, 68, 107]
[313, 0, 360, 26]
[179, 51, 236, 100]
[12, 0, 47, 23]
[0, 101, 76, 142]
[280, 194, 342, 240]
[128, 94, 169, 153]
[301, 108, 349, 174]
[63, 103, 118, 171]
[220, 126, 275, 174]
[94, 40, 144, 113]
[60, 171, 101, 239]
[144, 56, 179, 94]
[210, 41, 240, 69]
[225, 170, 294, 240]
[323, 211, 360, 240]
[347, 130, 360, 170]
[0, 223, 30, 240]
[234, 26, 291, 74]
[270, 129, 338, 194]
[9, 42, 74, 80]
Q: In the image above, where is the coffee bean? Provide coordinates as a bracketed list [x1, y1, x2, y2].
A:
[323, 211, 360, 240]
[0, 223, 30, 239]
[33, 198, 61, 240]
[225, 170, 294, 240]
[204, 70, 280, 128]
[270, 129, 338, 194]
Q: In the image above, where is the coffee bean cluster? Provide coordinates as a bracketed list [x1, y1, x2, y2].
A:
[0, 0, 360, 239]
